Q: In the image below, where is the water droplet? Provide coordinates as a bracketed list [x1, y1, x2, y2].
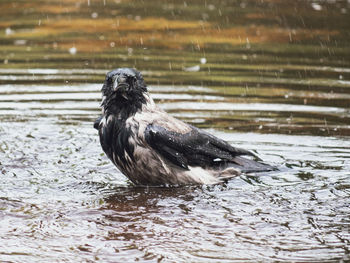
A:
[5, 28, 13, 35]
[184, 65, 200, 72]
[246, 38, 251, 49]
[14, 40, 27, 46]
[200, 58, 207, 64]
[208, 4, 215, 10]
[311, 3, 322, 11]
[69, 47, 77, 55]
[91, 12, 98, 19]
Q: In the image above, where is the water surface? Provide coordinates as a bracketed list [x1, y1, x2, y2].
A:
[0, 0, 350, 262]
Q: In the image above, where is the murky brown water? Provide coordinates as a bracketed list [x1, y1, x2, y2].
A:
[1, 0, 350, 262]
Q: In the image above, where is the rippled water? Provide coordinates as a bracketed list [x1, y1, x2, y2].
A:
[1, 0, 350, 262]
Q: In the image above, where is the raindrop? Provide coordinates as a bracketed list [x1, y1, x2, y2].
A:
[91, 12, 98, 19]
[246, 38, 251, 49]
[311, 3, 322, 11]
[14, 40, 27, 46]
[201, 13, 209, 20]
[200, 58, 207, 64]
[69, 47, 77, 55]
[208, 4, 215, 10]
[184, 65, 200, 72]
[5, 28, 13, 35]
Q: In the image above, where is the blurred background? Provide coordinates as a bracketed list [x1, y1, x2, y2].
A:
[1, 0, 349, 134]
[0, 1, 350, 262]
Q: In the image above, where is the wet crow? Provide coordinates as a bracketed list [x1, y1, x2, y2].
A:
[94, 68, 275, 185]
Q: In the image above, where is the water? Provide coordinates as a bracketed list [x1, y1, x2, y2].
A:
[1, 0, 350, 262]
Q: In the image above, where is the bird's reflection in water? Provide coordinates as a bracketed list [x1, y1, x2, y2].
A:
[103, 185, 197, 211]
[97, 185, 203, 247]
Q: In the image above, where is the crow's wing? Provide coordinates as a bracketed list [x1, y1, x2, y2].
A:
[144, 124, 260, 170]
[94, 115, 103, 130]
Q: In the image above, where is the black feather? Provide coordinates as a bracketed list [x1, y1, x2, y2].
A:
[99, 116, 135, 171]
[94, 115, 102, 130]
[98, 68, 146, 170]
[145, 124, 274, 172]
[96, 67, 276, 186]
[101, 68, 147, 119]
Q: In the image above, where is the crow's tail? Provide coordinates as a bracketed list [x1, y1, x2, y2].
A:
[230, 156, 276, 173]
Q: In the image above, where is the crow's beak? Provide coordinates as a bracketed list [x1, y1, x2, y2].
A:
[112, 75, 127, 91]
[112, 75, 129, 100]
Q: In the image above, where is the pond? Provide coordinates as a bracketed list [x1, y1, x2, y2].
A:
[0, 0, 349, 262]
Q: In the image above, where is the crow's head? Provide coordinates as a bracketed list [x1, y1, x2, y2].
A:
[101, 68, 148, 117]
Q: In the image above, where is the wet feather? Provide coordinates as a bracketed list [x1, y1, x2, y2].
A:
[94, 68, 276, 186]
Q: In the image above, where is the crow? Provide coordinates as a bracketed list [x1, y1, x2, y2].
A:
[94, 68, 275, 186]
